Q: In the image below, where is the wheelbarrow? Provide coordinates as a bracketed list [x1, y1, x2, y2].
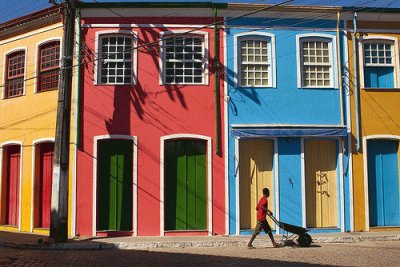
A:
[268, 213, 312, 247]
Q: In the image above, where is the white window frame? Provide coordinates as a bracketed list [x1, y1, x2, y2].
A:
[296, 34, 338, 89]
[159, 30, 209, 85]
[2, 47, 28, 99]
[94, 30, 137, 85]
[358, 35, 399, 89]
[234, 32, 276, 88]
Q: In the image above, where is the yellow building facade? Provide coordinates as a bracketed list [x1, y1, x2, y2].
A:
[346, 13, 400, 232]
[0, 6, 77, 236]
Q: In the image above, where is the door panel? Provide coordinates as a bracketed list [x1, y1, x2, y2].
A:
[39, 143, 54, 228]
[367, 140, 400, 227]
[239, 140, 274, 230]
[165, 140, 207, 231]
[6, 145, 21, 226]
[97, 139, 133, 231]
[305, 140, 338, 228]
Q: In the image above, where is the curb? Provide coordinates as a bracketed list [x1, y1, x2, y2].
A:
[1, 234, 399, 250]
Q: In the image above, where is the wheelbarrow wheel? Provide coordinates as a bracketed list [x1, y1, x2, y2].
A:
[298, 233, 312, 247]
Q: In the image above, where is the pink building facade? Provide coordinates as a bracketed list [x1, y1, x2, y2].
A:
[76, 3, 226, 237]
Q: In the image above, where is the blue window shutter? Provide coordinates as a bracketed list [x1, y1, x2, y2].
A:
[364, 66, 394, 88]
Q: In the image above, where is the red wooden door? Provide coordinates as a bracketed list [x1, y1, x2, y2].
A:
[6, 145, 20, 226]
[39, 143, 54, 228]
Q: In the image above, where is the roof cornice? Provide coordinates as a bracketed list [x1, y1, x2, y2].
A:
[0, 5, 62, 39]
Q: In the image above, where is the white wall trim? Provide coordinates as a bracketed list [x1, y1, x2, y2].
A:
[92, 135, 138, 237]
[2, 47, 28, 100]
[226, 25, 338, 32]
[0, 141, 23, 230]
[94, 30, 138, 86]
[301, 138, 306, 228]
[231, 123, 345, 128]
[339, 139, 345, 232]
[159, 30, 209, 86]
[33, 37, 63, 94]
[234, 137, 240, 235]
[273, 138, 280, 234]
[343, 27, 355, 232]
[223, 23, 229, 236]
[83, 24, 216, 28]
[233, 31, 276, 88]
[296, 33, 338, 89]
[362, 134, 400, 231]
[71, 14, 80, 238]
[30, 138, 55, 232]
[357, 35, 400, 89]
[160, 134, 213, 236]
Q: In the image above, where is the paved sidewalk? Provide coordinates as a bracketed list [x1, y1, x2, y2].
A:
[0, 230, 399, 250]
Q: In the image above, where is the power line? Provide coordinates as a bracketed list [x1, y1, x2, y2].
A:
[0, 0, 395, 90]
[0, 0, 295, 89]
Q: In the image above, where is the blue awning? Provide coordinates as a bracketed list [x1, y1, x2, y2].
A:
[231, 127, 348, 137]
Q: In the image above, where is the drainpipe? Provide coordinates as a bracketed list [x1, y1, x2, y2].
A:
[353, 12, 361, 152]
[214, 6, 221, 155]
[337, 11, 344, 126]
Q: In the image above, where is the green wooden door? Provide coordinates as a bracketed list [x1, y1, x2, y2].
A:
[97, 139, 133, 231]
[165, 140, 207, 231]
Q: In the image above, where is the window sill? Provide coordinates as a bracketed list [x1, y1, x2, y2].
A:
[237, 86, 275, 89]
[362, 87, 400, 91]
[94, 83, 135, 86]
[3, 94, 24, 100]
[36, 88, 58, 93]
[162, 83, 208, 86]
[298, 87, 338, 90]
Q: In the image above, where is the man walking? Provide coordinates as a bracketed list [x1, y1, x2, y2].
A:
[247, 188, 280, 248]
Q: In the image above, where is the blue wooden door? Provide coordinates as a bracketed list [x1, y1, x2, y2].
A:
[367, 140, 400, 227]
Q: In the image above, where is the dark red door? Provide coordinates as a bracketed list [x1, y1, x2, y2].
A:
[6, 145, 20, 226]
[39, 143, 54, 228]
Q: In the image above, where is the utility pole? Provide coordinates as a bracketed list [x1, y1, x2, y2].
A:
[50, 0, 77, 243]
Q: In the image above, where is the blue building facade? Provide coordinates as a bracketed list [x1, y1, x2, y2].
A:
[224, 8, 352, 235]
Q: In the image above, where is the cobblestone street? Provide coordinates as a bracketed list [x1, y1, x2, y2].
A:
[0, 240, 399, 266]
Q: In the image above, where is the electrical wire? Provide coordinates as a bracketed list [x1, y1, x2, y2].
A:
[0, 0, 397, 90]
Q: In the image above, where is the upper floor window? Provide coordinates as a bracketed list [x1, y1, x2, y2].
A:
[297, 35, 337, 89]
[234, 32, 276, 88]
[99, 35, 133, 84]
[362, 40, 397, 89]
[300, 39, 332, 87]
[38, 41, 60, 92]
[239, 38, 271, 87]
[161, 33, 207, 84]
[5, 51, 25, 98]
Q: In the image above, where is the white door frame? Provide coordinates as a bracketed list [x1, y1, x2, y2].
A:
[362, 135, 400, 231]
[160, 134, 212, 236]
[92, 135, 138, 236]
[301, 137, 344, 231]
[234, 137, 279, 235]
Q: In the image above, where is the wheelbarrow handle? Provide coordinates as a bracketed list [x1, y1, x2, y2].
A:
[267, 213, 282, 227]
